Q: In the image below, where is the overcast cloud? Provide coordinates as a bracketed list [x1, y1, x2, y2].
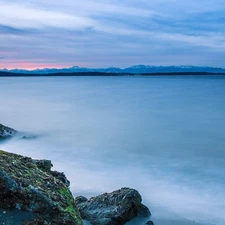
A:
[0, 0, 225, 69]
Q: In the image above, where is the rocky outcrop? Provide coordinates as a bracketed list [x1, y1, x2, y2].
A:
[0, 123, 17, 139]
[0, 123, 39, 141]
[75, 188, 150, 225]
[0, 150, 82, 225]
[0, 149, 152, 225]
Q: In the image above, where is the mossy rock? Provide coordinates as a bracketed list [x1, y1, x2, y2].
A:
[0, 150, 82, 225]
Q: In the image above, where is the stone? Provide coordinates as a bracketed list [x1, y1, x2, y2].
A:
[75, 187, 150, 225]
[75, 196, 88, 205]
[145, 220, 154, 225]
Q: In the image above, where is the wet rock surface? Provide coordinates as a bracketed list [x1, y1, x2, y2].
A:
[0, 150, 82, 225]
[0, 124, 17, 139]
[75, 188, 150, 225]
[0, 209, 36, 225]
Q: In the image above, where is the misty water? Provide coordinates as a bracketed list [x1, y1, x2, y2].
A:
[0, 75, 225, 225]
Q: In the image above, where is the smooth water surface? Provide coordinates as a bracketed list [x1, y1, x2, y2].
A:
[0, 75, 225, 225]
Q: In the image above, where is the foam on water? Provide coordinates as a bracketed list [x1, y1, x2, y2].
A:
[0, 76, 225, 225]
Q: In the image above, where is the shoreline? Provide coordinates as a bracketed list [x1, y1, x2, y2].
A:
[0, 71, 225, 77]
[0, 142, 218, 225]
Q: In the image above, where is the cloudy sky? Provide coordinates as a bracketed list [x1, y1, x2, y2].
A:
[0, 0, 225, 69]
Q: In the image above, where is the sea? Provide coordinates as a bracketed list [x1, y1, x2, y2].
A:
[0, 75, 225, 225]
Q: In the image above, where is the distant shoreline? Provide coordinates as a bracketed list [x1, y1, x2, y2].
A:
[0, 71, 225, 77]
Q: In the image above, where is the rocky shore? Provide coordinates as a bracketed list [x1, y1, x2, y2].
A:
[0, 150, 152, 225]
[0, 123, 152, 224]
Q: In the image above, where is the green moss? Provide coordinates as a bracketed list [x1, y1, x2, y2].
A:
[60, 186, 72, 201]
[0, 150, 83, 225]
[59, 186, 82, 224]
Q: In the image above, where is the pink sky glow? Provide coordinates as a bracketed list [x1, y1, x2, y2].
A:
[0, 62, 73, 70]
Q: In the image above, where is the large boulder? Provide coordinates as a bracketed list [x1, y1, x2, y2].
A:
[0, 123, 17, 139]
[0, 150, 83, 225]
[75, 188, 150, 225]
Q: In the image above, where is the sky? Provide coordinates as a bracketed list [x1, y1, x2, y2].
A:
[0, 0, 225, 69]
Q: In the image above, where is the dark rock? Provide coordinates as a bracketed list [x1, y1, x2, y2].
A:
[0, 123, 17, 139]
[0, 208, 37, 225]
[145, 220, 154, 225]
[50, 170, 70, 187]
[138, 204, 151, 217]
[32, 159, 53, 172]
[0, 150, 82, 225]
[75, 187, 150, 225]
[22, 135, 38, 140]
[75, 196, 88, 205]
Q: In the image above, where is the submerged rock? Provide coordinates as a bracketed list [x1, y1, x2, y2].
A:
[75, 188, 150, 225]
[0, 150, 83, 225]
[0, 123, 17, 139]
[21, 135, 38, 140]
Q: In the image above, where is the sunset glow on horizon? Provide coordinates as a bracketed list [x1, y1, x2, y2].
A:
[0, 62, 74, 70]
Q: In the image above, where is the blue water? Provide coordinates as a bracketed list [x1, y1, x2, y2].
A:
[0, 75, 225, 225]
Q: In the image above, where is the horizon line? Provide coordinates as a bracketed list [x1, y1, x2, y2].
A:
[1, 64, 225, 71]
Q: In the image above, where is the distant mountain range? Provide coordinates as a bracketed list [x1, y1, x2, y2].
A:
[1, 65, 225, 75]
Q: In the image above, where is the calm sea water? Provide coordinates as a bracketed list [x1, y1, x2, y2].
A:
[0, 76, 225, 225]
